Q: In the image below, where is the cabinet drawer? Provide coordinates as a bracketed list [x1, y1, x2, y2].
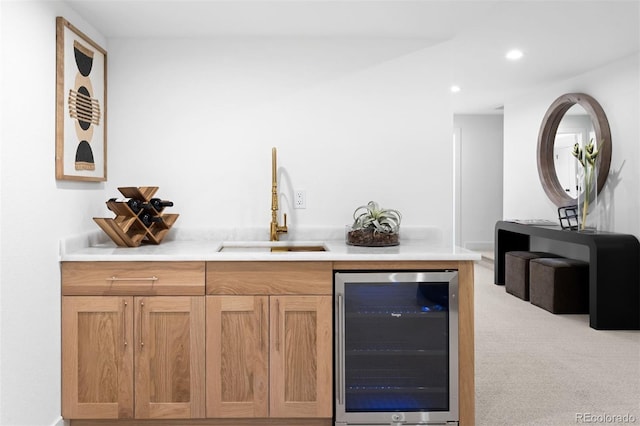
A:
[206, 261, 332, 295]
[62, 261, 205, 295]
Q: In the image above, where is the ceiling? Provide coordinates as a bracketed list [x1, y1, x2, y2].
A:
[65, 0, 640, 114]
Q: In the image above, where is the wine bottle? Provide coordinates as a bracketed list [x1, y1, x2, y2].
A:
[138, 212, 164, 227]
[149, 198, 174, 212]
[108, 197, 145, 214]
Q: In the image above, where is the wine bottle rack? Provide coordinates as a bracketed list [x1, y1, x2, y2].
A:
[93, 186, 179, 247]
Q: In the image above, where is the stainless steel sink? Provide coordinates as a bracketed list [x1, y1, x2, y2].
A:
[217, 242, 327, 253]
[269, 245, 326, 252]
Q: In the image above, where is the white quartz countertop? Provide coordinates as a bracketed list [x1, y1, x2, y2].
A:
[60, 237, 481, 262]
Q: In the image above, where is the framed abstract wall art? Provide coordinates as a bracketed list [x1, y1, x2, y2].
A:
[56, 17, 107, 181]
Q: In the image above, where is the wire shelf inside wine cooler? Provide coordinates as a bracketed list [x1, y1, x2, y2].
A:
[345, 390, 449, 412]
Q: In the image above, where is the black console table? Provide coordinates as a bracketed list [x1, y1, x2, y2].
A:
[495, 221, 639, 330]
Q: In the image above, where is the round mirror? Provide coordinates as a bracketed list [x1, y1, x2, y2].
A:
[553, 104, 594, 198]
[537, 93, 611, 207]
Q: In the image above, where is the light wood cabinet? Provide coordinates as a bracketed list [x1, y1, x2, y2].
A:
[205, 296, 269, 418]
[61, 261, 205, 296]
[205, 261, 333, 419]
[206, 295, 332, 419]
[62, 257, 472, 425]
[134, 296, 205, 419]
[62, 296, 134, 419]
[63, 295, 205, 420]
[62, 260, 332, 422]
[61, 262, 206, 420]
[269, 295, 332, 418]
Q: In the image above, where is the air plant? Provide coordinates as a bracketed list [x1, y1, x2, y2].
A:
[351, 201, 401, 234]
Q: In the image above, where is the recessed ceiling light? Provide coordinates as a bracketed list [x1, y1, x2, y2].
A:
[450, 85, 461, 93]
[506, 49, 524, 61]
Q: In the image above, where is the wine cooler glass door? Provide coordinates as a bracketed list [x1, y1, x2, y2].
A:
[335, 271, 458, 425]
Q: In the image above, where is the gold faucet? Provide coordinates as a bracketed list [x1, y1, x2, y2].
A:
[270, 147, 288, 241]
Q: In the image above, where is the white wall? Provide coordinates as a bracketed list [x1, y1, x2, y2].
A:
[453, 114, 503, 250]
[1, 3, 454, 425]
[105, 37, 454, 241]
[503, 53, 640, 238]
[0, 1, 4, 419]
[1, 2, 109, 425]
[0, 2, 4, 424]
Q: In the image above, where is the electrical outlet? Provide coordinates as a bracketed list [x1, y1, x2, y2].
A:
[294, 190, 306, 209]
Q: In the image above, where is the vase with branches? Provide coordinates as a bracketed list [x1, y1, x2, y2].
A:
[572, 138, 600, 231]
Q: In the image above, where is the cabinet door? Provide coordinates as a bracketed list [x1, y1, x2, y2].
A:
[206, 296, 269, 417]
[62, 296, 134, 419]
[134, 297, 205, 419]
[270, 296, 333, 418]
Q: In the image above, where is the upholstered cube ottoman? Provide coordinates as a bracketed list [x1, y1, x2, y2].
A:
[505, 251, 560, 300]
[529, 257, 589, 314]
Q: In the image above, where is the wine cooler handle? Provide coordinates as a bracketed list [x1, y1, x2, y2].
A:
[337, 293, 345, 406]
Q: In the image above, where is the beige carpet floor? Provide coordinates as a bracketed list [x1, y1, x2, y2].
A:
[474, 263, 640, 425]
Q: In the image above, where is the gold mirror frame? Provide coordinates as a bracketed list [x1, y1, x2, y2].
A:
[537, 93, 612, 207]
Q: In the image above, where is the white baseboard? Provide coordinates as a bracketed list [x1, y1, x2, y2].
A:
[463, 241, 493, 251]
[51, 416, 68, 426]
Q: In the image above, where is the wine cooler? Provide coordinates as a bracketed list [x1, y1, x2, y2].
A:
[335, 271, 459, 426]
